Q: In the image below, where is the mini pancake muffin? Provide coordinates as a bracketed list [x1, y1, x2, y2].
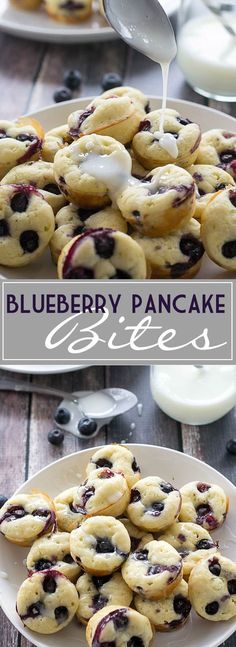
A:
[0, 184, 55, 267]
[70, 516, 131, 575]
[26, 531, 81, 581]
[68, 94, 141, 145]
[0, 492, 56, 547]
[44, 0, 92, 22]
[196, 128, 236, 181]
[54, 134, 132, 208]
[1, 160, 66, 214]
[132, 109, 201, 170]
[159, 522, 218, 577]
[50, 204, 127, 264]
[86, 444, 141, 489]
[127, 476, 182, 533]
[57, 228, 147, 280]
[54, 486, 84, 532]
[188, 163, 235, 221]
[16, 570, 78, 634]
[100, 86, 150, 116]
[122, 540, 183, 599]
[117, 165, 196, 237]
[76, 572, 133, 624]
[201, 188, 236, 271]
[0, 117, 43, 180]
[86, 605, 153, 647]
[42, 124, 73, 163]
[134, 579, 191, 631]
[189, 554, 236, 621]
[179, 481, 229, 531]
[72, 468, 130, 519]
[132, 218, 204, 279]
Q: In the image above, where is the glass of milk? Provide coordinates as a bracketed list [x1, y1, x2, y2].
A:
[177, 0, 236, 101]
[150, 365, 236, 425]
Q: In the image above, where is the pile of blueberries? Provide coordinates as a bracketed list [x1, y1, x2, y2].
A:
[53, 69, 123, 103]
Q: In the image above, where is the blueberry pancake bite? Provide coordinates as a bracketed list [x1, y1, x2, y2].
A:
[72, 468, 130, 519]
[50, 204, 127, 264]
[117, 164, 196, 237]
[10, 0, 42, 8]
[16, 570, 78, 634]
[26, 531, 81, 582]
[54, 134, 132, 208]
[159, 522, 218, 577]
[70, 516, 131, 575]
[1, 160, 66, 215]
[42, 124, 73, 163]
[179, 481, 229, 530]
[68, 95, 141, 145]
[100, 86, 150, 116]
[86, 605, 153, 647]
[188, 164, 235, 221]
[132, 218, 204, 279]
[132, 109, 201, 170]
[44, 0, 92, 22]
[76, 572, 133, 624]
[57, 228, 147, 280]
[54, 486, 85, 532]
[196, 129, 236, 181]
[0, 184, 55, 267]
[119, 518, 153, 552]
[122, 540, 183, 599]
[0, 118, 43, 180]
[134, 578, 191, 631]
[86, 444, 141, 489]
[201, 189, 236, 271]
[0, 492, 56, 547]
[189, 554, 236, 621]
[127, 476, 182, 532]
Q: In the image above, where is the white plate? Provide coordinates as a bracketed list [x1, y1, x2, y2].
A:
[0, 444, 236, 647]
[0, 0, 180, 43]
[0, 95, 236, 281]
[0, 364, 90, 374]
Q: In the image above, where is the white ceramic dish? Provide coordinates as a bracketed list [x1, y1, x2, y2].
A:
[0, 443, 236, 647]
[0, 95, 235, 280]
[0, 364, 90, 374]
[0, 0, 180, 43]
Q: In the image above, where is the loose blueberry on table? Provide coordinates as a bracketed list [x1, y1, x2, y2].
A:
[101, 72, 123, 91]
[54, 407, 71, 425]
[47, 429, 64, 446]
[64, 69, 82, 91]
[53, 88, 73, 104]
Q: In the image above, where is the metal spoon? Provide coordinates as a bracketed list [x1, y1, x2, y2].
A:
[102, 0, 177, 63]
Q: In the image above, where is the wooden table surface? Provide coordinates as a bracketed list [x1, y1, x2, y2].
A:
[0, 18, 236, 647]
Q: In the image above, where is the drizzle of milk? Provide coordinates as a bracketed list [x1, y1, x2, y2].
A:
[153, 63, 179, 159]
[80, 144, 138, 203]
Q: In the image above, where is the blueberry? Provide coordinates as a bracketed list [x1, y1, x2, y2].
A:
[132, 458, 140, 473]
[95, 458, 112, 469]
[0, 220, 10, 237]
[64, 266, 94, 279]
[209, 560, 221, 576]
[112, 269, 131, 279]
[48, 428, 64, 446]
[43, 183, 61, 195]
[54, 605, 69, 624]
[222, 240, 236, 259]
[173, 594, 191, 617]
[11, 192, 29, 213]
[130, 489, 141, 503]
[20, 230, 39, 253]
[228, 579, 236, 595]
[92, 575, 111, 589]
[160, 482, 174, 494]
[96, 538, 115, 553]
[53, 88, 73, 103]
[43, 574, 57, 594]
[64, 69, 82, 90]
[26, 602, 44, 618]
[95, 233, 115, 259]
[134, 549, 148, 561]
[0, 495, 8, 509]
[205, 601, 219, 615]
[101, 72, 123, 91]
[179, 235, 204, 262]
[113, 613, 129, 630]
[197, 482, 210, 493]
[150, 501, 164, 514]
[78, 417, 98, 437]
[35, 559, 53, 571]
[63, 553, 74, 564]
[127, 638, 144, 647]
[54, 407, 71, 425]
[226, 439, 236, 455]
[196, 539, 214, 550]
[92, 593, 108, 611]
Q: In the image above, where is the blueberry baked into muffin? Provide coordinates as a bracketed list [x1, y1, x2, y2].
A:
[122, 540, 183, 599]
[16, 570, 78, 633]
[70, 516, 131, 575]
[50, 204, 127, 264]
[86, 605, 153, 647]
[57, 229, 148, 280]
[179, 481, 229, 530]
[76, 572, 133, 624]
[127, 476, 182, 532]
[189, 554, 236, 621]
[0, 184, 55, 267]
[72, 467, 130, 519]
[86, 444, 141, 489]
[134, 578, 191, 631]
[68, 94, 143, 145]
[26, 531, 81, 581]
[0, 492, 56, 546]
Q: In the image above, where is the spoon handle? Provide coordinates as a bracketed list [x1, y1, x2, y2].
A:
[0, 378, 80, 404]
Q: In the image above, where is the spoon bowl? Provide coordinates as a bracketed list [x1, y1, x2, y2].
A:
[102, 0, 177, 63]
